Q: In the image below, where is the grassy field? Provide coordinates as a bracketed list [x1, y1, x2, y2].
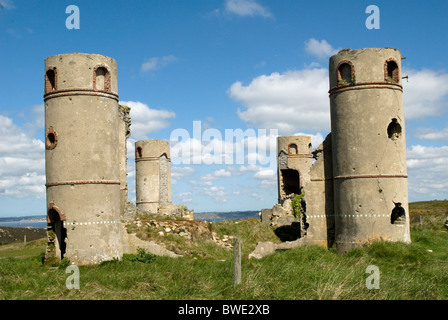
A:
[0, 201, 447, 300]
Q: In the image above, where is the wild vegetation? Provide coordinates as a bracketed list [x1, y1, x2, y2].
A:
[0, 201, 447, 300]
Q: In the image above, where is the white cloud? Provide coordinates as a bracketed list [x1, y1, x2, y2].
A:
[141, 55, 178, 73]
[253, 168, 275, 180]
[240, 164, 263, 172]
[406, 145, 448, 200]
[0, 115, 45, 199]
[23, 104, 44, 136]
[120, 101, 176, 140]
[415, 125, 448, 141]
[305, 38, 339, 60]
[403, 68, 448, 119]
[214, 168, 231, 177]
[176, 192, 193, 203]
[171, 166, 195, 185]
[170, 128, 277, 167]
[199, 185, 228, 203]
[251, 193, 263, 201]
[200, 173, 218, 181]
[224, 0, 272, 18]
[229, 68, 330, 134]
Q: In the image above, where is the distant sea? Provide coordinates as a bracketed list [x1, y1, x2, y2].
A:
[0, 211, 260, 229]
[0, 216, 47, 229]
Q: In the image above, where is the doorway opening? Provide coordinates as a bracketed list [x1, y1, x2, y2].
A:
[47, 206, 67, 259]
[281, 169, 301, 197]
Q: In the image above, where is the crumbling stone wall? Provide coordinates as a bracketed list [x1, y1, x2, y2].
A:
[118, 104, 131, 219]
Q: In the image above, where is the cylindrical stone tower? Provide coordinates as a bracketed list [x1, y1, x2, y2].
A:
[329, 48, 411, 253]
[44, 53, 123, 265]
[277, 136, 312, 203]
[135, 140, 171, 214]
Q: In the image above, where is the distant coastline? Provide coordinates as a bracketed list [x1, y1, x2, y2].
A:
[0, 211, 260, 229]
[0, 215, 47, 229]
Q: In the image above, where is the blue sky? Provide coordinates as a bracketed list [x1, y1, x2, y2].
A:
[1, 0, 448, 217]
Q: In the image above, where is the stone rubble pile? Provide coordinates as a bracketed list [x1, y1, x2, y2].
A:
[132, 218, 233, 249]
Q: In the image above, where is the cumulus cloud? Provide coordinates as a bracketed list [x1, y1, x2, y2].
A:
[406, 145, 448, 199]
[171, 166, 195, 185]
[0, 115, 45, 199]
[229, 68, 330, 134]
[176, 192, 193, 203]
[251, 193, 263, 201]
[253, 168, 275, 180]
[120, 101, 176, 140]
[199, 185, 228, 203]
[414, 125, 448, 141]
[214, 168, 232, 177]
[305, 38, 339, 60]
[141, 55, 178, 73]
[170, 125, 278, 168]
[402, 68, 448, 119]
[224, 0, 272, 18]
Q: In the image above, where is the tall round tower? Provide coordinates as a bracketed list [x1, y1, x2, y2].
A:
[135, 140, 171, 214]
[44, 53, 123, 265]
[329, 48, 410, 253]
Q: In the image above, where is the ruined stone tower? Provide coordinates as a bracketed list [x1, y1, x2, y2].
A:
[44, 53, 123, 265]
[273, 135, 334, 247]
[329, 48, 410, 252]
[135, 140, 172, 214]
[277, 136, 312, 203]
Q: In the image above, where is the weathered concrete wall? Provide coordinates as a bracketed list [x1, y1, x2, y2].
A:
[118, 104, 131, 219]
[329, 48, 410, 252]
[135, 140, 171, 214]
[44, 53, 123, 265]
[302, 134, 335, 248]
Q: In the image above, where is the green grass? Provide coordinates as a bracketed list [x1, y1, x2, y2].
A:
[1, 202, 448, 300]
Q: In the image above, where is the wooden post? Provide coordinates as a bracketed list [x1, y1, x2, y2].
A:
[419, 215, 422, 227]
[233, 237, 241, 285]
[24, 235, 26, 246]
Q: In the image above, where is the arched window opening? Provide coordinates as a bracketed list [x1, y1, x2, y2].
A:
[136, 146, 143, 158]
[288, 143, 298, 155]
[337, 62, 353, 86]
[94, 66, 111, 91]
[45, 68, 57, 93]
[387, 118, 402, 140]
[386, 60, 399, 83]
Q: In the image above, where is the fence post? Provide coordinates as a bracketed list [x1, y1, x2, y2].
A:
[233, 237, 241, 285]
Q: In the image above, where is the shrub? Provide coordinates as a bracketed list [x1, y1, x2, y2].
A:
[131, 248, 156, 264]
